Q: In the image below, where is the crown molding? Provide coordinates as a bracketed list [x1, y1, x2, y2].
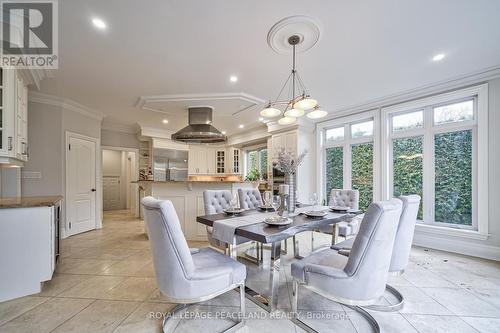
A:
[101, 122, 138, 134]
[317, 65, 500, 124]
[29, 91, 105, 121]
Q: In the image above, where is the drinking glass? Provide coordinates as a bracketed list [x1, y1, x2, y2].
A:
[230, 194, 238, 210]
[272, 195, 281, 215]
[264, 191, 272, 207]
[309, 193, 318, 211]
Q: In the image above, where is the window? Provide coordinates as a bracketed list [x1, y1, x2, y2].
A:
[322, 114, 376, 211]
[245, 146, 267, 181]
[385, 95, 479, 230]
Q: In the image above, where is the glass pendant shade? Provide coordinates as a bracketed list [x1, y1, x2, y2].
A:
[293, 97, 317, 110]
[306, 108, 328, 119]
[260, 107, 282, 118]
[284, 108, 305, 117]
[278, 116, 297, 125]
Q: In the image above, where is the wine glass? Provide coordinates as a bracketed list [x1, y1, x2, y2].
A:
[230, 194, 238, 210]
[272, 195, 281, 215]
[309, 193, 318, 211]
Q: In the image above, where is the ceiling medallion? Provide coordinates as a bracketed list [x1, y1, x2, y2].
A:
[261, 28, 327, 123]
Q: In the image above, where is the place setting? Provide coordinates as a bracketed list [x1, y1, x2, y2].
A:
[222, 195, 245, 215]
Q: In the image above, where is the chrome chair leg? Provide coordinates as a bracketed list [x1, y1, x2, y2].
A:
[364, 284, 404, 312]
[162, 303, 188, 332]
[162, 283, 246, 333]
[291, 280, 380, 333]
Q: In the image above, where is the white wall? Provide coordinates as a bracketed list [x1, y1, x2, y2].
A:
[21, 103, 63, 196]
[102, 150, 122, 177]
[101, 129, 140, 149]
[23, 98, 102, 238]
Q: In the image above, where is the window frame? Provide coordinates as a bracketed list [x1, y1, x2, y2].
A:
[381, 84, 488, 238]
[244, 144, 268, 181]
[318, 110, 381, 206]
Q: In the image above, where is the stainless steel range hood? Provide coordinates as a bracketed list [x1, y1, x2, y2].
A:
[171, 106, 227, 144]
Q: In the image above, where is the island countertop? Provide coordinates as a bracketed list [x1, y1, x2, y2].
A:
[0, 196, 63, 209]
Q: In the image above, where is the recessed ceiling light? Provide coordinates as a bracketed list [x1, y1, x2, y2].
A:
[230, 75, 238, 83]
[221, 131, 227, 135]
[92, 17, 107, 30]
[162, 119, 169, 124]
[432, 53, 445, 62]
[239, 124, 244, 129]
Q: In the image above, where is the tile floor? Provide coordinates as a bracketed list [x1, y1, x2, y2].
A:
[0, 210, 499, 333]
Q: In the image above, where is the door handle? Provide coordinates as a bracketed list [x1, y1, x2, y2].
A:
[91, 188, 96, 192]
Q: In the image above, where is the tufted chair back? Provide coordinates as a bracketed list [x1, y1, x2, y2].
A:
[203, 190, 233, 214]
[329, 189, 359, 210]
[389, 195, 421, 273]
[238, 188, 263, 210]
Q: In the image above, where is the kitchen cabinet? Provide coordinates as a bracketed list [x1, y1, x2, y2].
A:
[0, 68, 29, 166]
[272, 130, 297, 159]
[270, 129, 314, 203]
[188, 146, 216, 175]
[0, 197, 61, 302]
[227, 147, 241, 174]
[216, 149, 226, 174]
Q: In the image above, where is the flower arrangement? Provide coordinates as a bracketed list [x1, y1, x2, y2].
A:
[275, 149, 308, 175]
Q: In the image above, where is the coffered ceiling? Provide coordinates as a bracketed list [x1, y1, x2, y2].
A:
[36, 0, 500, 136]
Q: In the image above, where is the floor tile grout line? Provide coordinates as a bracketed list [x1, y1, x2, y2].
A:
[0, 296, 53, 328]
[110, 300, 144, 333]
[47, 298, 97, 333]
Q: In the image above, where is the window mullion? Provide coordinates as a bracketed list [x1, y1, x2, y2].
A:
[423, 106, 435, 225]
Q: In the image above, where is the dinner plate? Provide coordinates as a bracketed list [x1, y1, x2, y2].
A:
[304, 210, 328, 218]
[264, 216, 292, 226]
[223, 208, 245, 215]
[329, 206, 350, 212]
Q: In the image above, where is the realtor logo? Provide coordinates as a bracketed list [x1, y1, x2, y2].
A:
[1, 0, 58, 68]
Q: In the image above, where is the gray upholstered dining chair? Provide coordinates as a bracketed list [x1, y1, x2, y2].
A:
[203, 190, 260, 261]
[311, 189, 360, 250]
[141, 196, 247, 332]
[332, 194, 421, 311]
[291, 199, 403, 333]
[238, 188, 263, 210]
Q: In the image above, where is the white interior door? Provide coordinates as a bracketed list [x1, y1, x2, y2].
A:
[103, 176, 121, 211]
[67, 136, 96, 235]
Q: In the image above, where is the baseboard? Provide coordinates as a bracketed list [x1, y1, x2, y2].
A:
[413, 231, 500, 261]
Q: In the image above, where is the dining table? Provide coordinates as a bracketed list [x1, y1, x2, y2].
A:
[196, 207, 360, 312]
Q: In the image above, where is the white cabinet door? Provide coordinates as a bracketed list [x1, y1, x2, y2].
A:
[215, 149, 225, 174]
[272, 134, 283, 159]
[285, 131, 297, 157]
[15, 75, 28, 161]
[188, 147, 198, 174]
[206, 147, 216, 174]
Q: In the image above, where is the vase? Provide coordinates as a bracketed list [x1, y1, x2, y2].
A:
[285, 173, 296, 213]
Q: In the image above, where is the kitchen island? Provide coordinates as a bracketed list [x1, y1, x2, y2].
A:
[137, 180, 258, 241]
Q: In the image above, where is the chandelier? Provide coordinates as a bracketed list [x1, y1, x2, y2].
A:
[261, 35, 327, 124]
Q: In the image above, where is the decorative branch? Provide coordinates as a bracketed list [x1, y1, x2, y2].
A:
[275, 149, 308, 175]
